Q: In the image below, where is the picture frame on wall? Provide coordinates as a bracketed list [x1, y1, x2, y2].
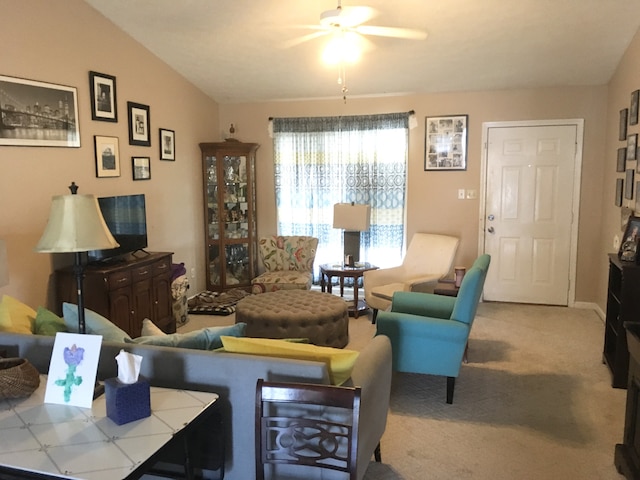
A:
[159, 128, 175, 161]
[89, 71, 117, 122]
[424, 114, 468, 171]
[626, 169, 635, 200]
[631, 90, 640, 126]
[132, 156, 151, 180]
[628, 133, 638, 161]
[94, 135, 120, 178]
[620, 108, 629, 141]
[636, 183, 640, 213]
[618, 147, 627, 172]
[127, 101, 150, 146]
[0, 74, 80, 147]
[616, 178, 624, 207]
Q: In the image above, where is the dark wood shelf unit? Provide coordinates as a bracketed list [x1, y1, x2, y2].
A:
[56, 252, 174, 338]
[604, 254, 640, 389]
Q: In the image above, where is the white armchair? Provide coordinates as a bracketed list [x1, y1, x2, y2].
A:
[363, 233, 459, 323]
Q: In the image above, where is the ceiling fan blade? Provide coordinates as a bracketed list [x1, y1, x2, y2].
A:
[282, 30, 330, 49]
[355, 25, 427, 40]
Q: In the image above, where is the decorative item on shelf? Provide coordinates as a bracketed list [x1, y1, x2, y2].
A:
[0, 358, 40, 399]
[333, 202, 371, 266]
[35, 182, 119, 334]
[226, 123, 239, 141]
[0, 239, 8, 287]
[619, 215, 640, 264]
[454, 266, 466, 288]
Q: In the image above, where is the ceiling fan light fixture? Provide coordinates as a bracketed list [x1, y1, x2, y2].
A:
[322, 31, 361, 65]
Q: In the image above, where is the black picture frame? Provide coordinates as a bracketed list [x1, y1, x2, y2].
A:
[94, 135, 120, 178]
[89, 71, 117, 122]
[631, 90, 640, 126]
[127, 101, 150, 146]
[628, 134, 638, 161]
[132, 156, 151, 180]
[619, 215, 640, 262]
[626, 169, 635, 200]
[159, 128, 175, 161]
[616, 178, 624, 207]
[620, 108, 629, 141]
[618, 147, 627, 172]
[424, 115, 468, 171]
[636, 183, 640, 213]
[0, 74, 80, 147]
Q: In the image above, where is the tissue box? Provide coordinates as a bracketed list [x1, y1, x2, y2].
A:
[104, 377, 151, 425]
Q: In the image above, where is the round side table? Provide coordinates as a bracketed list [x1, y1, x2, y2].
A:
[319, 262, 378, 318]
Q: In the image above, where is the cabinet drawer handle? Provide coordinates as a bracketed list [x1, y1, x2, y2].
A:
[137, 270, 149, 275]
[117, 278, 127, 283]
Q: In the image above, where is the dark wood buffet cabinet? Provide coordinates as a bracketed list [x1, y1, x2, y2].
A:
[56, 252, 174, 338]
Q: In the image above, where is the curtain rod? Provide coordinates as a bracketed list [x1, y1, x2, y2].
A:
[269, 110, 415, 121]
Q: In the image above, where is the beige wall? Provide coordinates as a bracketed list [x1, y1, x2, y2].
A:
[3, 0, 637, 312]
[0, 0, 219, 309]
[220, 86, 608, 303]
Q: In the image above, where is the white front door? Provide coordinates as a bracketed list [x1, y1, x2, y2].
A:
[482, 122, 581, 305]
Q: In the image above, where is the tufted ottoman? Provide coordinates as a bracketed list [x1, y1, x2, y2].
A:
[235, 290, 349, 348]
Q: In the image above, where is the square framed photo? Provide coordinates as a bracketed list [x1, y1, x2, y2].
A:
[618, 147, 627, 172]
[89, 71, 117, 122]
[159, 128, 175, 161]
[424, 115, 468, 171]
[620, 108, 629, 141]
[628, 133, 638, 161]
[94, 135, 120, 178]
[0, 74, 80, 147]
[631, 90, 640, 126]
[132, 156, 151, 180]
[127, 101, 150, 146]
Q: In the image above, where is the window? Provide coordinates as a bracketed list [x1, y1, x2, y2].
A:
[272, 113, 409, 275]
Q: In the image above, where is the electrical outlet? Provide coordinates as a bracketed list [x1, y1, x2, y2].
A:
[191, 267, 196, 279]
[458, 189, 465, 199]
[466, 189, 477, 199]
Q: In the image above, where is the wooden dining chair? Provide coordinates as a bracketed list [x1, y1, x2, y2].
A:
[255, 379, 361, 480]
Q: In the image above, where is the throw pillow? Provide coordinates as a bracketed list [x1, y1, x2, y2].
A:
[62, 303, 132, 343]
[126, 323, 246, 350]
[34, 307, 68, 336]
[220, 336, 359, 385]
[141, 318, 167, 336]
[0, 295, 36, 334]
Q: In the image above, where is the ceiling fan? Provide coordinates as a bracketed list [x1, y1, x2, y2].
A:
[285, 1, 428, 49]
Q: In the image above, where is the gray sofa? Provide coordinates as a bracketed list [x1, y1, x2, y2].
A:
[0, 331, 392, 480]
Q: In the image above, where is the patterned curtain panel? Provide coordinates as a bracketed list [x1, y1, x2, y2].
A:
[272, 113, 408, 277]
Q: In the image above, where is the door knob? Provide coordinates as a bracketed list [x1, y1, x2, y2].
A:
[487, 226, 495, 234]
[488, 214, 495, 221]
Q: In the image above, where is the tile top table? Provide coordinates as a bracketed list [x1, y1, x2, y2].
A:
[0, 376, 219, 479]
[319, 262, 378, 318]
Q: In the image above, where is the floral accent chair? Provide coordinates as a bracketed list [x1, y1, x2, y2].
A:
[251, 236, 319, 294]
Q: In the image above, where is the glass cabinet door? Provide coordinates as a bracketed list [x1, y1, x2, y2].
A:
[222, 155, 249, 240]
[205, 155, 219, 241]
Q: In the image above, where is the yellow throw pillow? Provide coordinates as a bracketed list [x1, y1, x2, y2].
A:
[220, 336, 359, 385]
[0, 295, 36, 334]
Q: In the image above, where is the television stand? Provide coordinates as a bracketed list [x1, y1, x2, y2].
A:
[56, 252, 175, 338]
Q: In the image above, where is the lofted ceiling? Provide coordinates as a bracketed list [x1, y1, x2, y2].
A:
[84, 0, 640, 104]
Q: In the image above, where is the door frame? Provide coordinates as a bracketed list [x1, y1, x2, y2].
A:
[478, 119, 584, 306]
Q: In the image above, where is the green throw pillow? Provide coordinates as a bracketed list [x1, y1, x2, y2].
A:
[125, 323, 246, 350]
[62, 303, 132, 343]
[34, 307, 68, 336]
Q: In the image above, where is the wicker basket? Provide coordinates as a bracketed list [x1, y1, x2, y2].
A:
[0, 358, 41, 399]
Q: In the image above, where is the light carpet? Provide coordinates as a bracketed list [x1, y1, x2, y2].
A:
[178, 300, 627, 480]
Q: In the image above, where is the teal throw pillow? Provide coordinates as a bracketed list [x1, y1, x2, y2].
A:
[34, 307, 68, 336]
[125, 322, 246, 350]
[62, 303, 132, 343]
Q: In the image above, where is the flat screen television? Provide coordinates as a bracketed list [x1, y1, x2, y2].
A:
[88, 194, 148, 262]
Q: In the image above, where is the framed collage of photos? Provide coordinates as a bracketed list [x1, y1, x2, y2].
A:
[424, 115, 468, 171]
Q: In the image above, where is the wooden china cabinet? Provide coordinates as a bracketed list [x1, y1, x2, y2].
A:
[199, 140, 259, 292]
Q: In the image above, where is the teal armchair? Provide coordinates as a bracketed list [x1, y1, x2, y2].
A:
[375, 254, 490, 404]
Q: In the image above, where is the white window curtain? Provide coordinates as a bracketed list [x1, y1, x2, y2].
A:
[272, 113, 409, 278]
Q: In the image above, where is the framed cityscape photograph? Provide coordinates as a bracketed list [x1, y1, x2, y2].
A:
[628, 134, 638, 161]
[631, 90, 639, 126]
[620, 108, 629, 141]
[626, 169, 635, 200]
[0, 74, 80, 147]
[159, 128, 175, 161]
[89, 71, 117, 122]
[424, 115, 468, 171]
[127, 101, 150, 146]
[618, 147, 627, 172]
[132, 156, 151, 180]
[94, 135, 120, 178]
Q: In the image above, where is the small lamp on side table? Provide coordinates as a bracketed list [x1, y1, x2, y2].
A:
[333, 202, 371, 267]
[35, 182, 119, 334]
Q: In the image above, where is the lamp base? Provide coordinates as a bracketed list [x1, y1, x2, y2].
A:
[343, 231, 360, 266]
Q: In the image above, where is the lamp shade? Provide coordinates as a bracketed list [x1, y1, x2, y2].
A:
[0, 239, 8, 287]
[333, 203, 371, 232]
[35, 194, 119, 253]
